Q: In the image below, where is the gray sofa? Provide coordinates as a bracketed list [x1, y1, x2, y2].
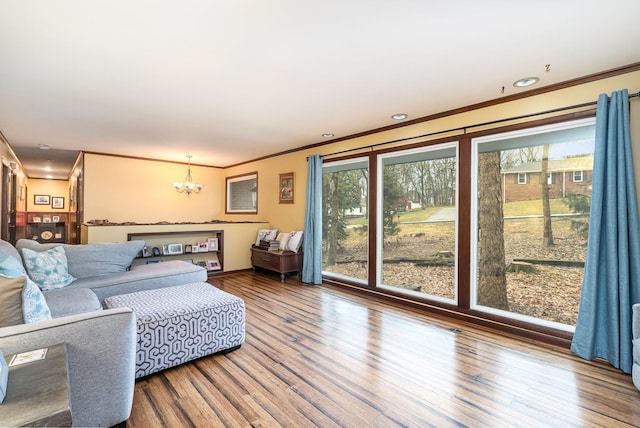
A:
[632, 304, 640, 390]
[0, 238, 207, 427]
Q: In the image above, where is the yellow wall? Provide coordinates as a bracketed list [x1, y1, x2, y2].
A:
[84, 154, 225, 224]
[223, 70, 640, 232]
[26, 178, 70, 213]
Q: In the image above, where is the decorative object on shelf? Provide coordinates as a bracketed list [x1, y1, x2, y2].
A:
[51, 197, 64, 209]
[207, 237, 218, 251]
[279, 172, 294, 204]
[166, 244, 183, 255]
[197, 241, 209, 252]
[185, 244, 192, 253]
[173, 155, 203, 196]
[152, 247, 161, 256]
[207, 259, 221, 271]
[43, 217, 52, 223]
[142, 246, 153, 257]
[52, 216, 60, 222]
[34, 194, 50, 205]
[32, 217, 41, 223]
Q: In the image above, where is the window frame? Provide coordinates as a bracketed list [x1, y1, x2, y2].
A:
[470, 117, 596, 332]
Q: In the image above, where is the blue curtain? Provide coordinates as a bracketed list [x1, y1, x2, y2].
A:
[571, 89, 640, 374]
[302, 154, 323, 284]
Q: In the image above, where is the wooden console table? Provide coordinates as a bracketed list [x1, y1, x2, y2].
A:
[0, 343, 72, 427]
[251, 247, 303, 282]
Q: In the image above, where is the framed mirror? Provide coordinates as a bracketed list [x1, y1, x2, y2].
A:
[225, 172, 258, 214]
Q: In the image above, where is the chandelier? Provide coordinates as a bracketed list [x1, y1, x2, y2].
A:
[173, 155, 203, 196]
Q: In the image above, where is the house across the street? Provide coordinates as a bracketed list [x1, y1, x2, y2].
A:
[501, 154, 593, 203]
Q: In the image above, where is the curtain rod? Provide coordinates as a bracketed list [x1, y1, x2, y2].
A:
[318, 91, 640, 160]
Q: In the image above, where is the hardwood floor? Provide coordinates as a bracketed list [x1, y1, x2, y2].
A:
[126, 271, 640, 427]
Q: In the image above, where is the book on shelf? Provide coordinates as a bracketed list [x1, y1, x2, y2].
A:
[267, 240, 280, 251]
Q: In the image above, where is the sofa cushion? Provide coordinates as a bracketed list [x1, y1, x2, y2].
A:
[68, 260, 208, 303]
[0, 275, 26, 327]
[43, 287, 102, 318]
[16, 239, 145, 279]
[21, 246, 76, 290]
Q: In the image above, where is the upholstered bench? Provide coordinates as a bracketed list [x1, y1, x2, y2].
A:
[104, 282, 245, 379]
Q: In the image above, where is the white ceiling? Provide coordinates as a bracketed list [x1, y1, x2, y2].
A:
[1, 1, 639, 179]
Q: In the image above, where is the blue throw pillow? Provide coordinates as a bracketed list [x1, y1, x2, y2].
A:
[22, 276, 52, 323]
[21, 246, 76, 291]
[0, 255, 26, 277]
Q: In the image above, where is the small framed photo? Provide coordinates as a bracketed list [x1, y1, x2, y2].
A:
[191, 244, 199, 254]
[52, 215, 60, 222]
[142, 246, 153, 257]
[166, 243, 183, 255]
[198, 241, 209, 252]
[207, 237, 219, 251]
[279, 172, 294, 204]
[32, 216, 42, 223]
[52, 197, 65, 209]
[207, 260, 221, 271]
[34, 194, 50, 205]
[184, 244, 192, 253]
[43, 217, 52, 223]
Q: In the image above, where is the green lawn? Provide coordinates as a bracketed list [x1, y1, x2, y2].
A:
[502, 199, 573, 216]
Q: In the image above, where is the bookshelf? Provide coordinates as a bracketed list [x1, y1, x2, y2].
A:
[127, 230, 224, 275]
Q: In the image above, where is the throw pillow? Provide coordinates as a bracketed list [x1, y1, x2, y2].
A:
[0, 275, 26, 327]
[255, 229, 278, 246]
[276, 232, 290, 251]
[0, 255, 52, 324]
[22, 276, 52, 323]
[0, 255, 26, 277]
[287, 230, 304, 253]
[21, 246, 76, 290]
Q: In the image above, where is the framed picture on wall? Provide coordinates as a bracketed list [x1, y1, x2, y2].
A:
[279, 172, 294, 204]
[34, 194, 50, 205]
[52, 197, 65, 209]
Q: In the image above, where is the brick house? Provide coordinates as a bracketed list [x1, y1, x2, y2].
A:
[501, 155, 593, 203]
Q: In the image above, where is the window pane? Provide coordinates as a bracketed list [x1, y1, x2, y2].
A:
[379, 143, 457, 302]
[472, 118, 595, 329]
[322, 158, 369, 283]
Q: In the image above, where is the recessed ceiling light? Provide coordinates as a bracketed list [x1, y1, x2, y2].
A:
[391, 113, 408, 120]
[513, 77, 540, 88]
[38, 144, 51, 150]
[322, 133, 334, 138]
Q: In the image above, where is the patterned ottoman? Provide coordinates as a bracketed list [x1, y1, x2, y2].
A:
[104, 282, 245, 379]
